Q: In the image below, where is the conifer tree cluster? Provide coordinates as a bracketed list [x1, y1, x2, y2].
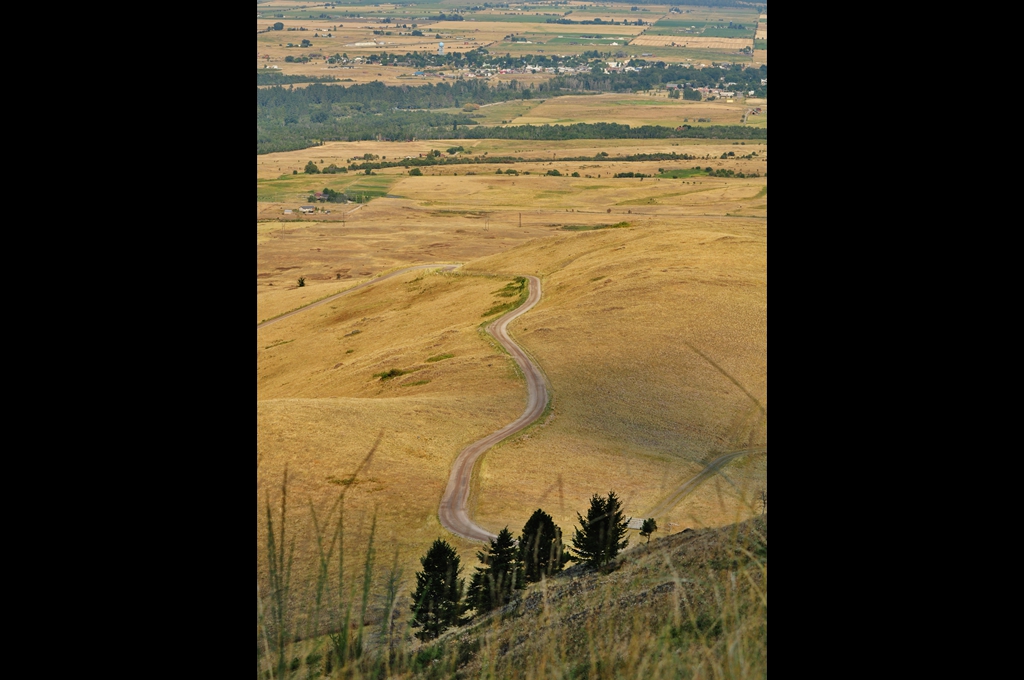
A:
[411, 493, 634, 636]
[570, 491, 630, 568]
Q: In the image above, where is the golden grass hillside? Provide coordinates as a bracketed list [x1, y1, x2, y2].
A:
[461, 218, 766, 538]
[258, 218, 766, 643]
[258, 270, 530, 627]
[260, 515, 768, 679]
[447, 516, 768, 680]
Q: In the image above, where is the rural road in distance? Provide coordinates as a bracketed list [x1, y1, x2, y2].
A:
[256, 263, 461, 330]
[439, 275, 548, 543]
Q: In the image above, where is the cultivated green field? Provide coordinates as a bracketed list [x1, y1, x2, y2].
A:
[256, 173, 399, 204]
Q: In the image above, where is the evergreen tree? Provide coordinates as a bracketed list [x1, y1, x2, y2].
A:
[467, 527, 523, 613]
[570, 492, 629, 568]
[410, 539, 467, 641]
[640, 518, 657, 545]
[519, 509, 569, 583]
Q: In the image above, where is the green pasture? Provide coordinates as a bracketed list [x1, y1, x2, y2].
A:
[345, 175, 398, 201]
[255, 173, 398, 204]
[657, 168, 708, 179]
[653, 20, 712, 29]
[744, 110, 767, 127]
[469, 99, 545, 125]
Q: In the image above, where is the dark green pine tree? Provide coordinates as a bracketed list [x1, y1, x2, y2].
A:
[519, 509, 570, 583]
[410, 539, 467, 641]
[467, 527, 523, 613]
[570, 492, 629, 569]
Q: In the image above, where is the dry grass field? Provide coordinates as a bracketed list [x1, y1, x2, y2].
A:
[630, 35, 752, 50]
[459, 219, 767, 538]
[257, 137, 767, 179]
[257, 140, 767, 323]
[258, 271, 531, 604]
[257, 170, 767, 630]
[510, 93, 750, 126]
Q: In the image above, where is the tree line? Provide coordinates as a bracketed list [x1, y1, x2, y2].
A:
[338, 148, 743, 172]
[260, 113, 764, 154]
[256, 60, 767, 153]
[547, 62, 766, 97]
[411, 493, 658, 641]
[459, 122, 766, 141]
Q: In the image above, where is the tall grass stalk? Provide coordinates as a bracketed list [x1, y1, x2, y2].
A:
[258, 438, 766, 679]
[258, 435, 381, 678]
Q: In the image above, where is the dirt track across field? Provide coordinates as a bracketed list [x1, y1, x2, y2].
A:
[438, 275, 547, 542]
[256, 263, 461, 330]
[644, 447, 767, 521]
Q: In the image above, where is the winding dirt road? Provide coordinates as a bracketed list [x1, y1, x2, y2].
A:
[258, 266, 762, 541]
[438, 275, 547, 543]
[256, 263, 460, 330]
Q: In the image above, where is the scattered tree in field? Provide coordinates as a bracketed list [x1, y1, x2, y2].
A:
[273, 22, 284, 30]
[519, 509, 569, 582]
[304, 161, 320, 174]
[318, 187, 348, 203]
[467, 528, 523, 613]
[640, 518, 657, 545]
[409, 167, 423, 176]
[571, 491, 629, 568]
[410, 539, 467, 641]
[297, 276, 306, 287]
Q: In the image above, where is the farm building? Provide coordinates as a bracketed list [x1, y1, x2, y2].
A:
[300, 205, 315, 214]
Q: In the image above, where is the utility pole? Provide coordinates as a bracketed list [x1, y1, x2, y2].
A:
[519, 212, 522, 228]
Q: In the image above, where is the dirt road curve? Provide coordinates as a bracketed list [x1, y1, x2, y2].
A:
[644, 447, 767, 520]
[438, 275, 547, 543]
[256, 264, 460, 330]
